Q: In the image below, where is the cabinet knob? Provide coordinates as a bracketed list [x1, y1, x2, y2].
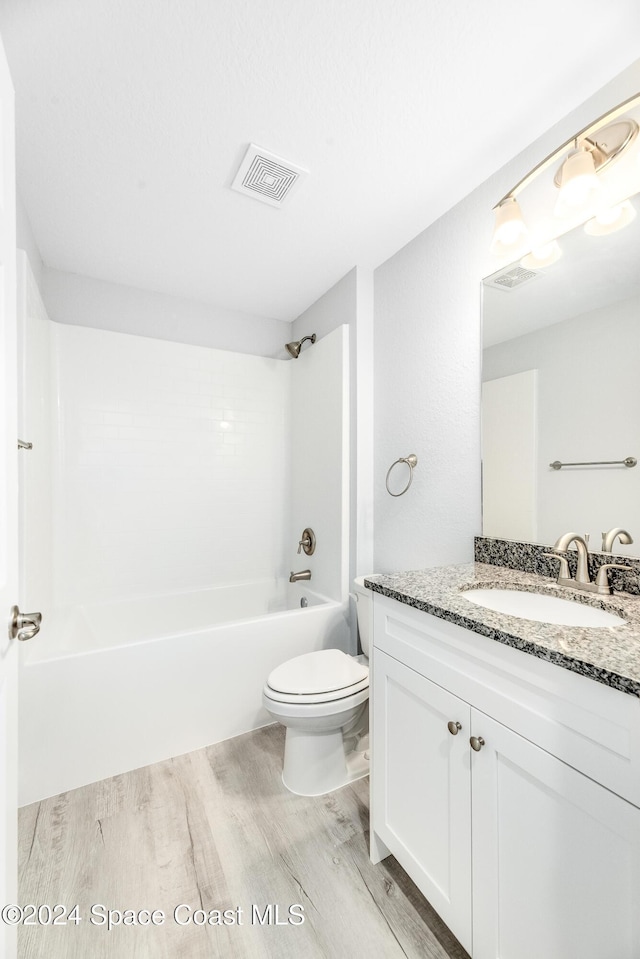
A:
[469, 736, 485, 752]
[447, 721, 462, 736]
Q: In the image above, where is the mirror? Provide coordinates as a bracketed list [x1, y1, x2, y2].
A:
[481, 193, 640, 557]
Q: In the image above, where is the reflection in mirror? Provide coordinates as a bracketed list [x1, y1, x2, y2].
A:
[481, 193, 640, 557]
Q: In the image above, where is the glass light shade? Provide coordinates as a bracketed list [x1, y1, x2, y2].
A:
[554, 147, 600, 218]
[520, 240, 562, 269]
[584, 199, 636, 236]
[490, 198, 529, 257]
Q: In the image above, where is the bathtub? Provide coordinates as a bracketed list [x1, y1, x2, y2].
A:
[18, 580, 350, 804]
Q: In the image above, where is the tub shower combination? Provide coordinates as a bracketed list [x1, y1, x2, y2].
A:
[17, 280, 351, 805]
[19, 580, 349, 804]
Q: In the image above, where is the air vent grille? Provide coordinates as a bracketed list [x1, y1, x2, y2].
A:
[231, 144, 308, 208]
[486, 265, 541, 291]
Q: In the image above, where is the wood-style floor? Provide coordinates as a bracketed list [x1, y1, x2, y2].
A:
[18, 724, 469, 959]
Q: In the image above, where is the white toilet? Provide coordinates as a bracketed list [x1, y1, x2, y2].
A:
[263, 577, 372, 796]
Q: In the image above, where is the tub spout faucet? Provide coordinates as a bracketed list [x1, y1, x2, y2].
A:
[290, 569, 311, 583]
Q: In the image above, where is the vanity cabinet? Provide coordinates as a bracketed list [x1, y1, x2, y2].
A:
[373, 650, 473, 948]
[371, 593, 640, 959]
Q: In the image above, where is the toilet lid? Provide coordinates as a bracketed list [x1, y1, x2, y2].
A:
[267, 649, 368, 695]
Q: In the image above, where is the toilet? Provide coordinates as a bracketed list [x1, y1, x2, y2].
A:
[263, 577, 372, 796]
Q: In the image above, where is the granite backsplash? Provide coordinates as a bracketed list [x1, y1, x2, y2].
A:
[474, 535, 640, 596]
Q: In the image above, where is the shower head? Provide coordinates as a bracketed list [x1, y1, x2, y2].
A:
[285, 333, 317, 358]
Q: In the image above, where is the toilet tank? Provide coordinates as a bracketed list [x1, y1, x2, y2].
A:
[352, 576, 374, 658]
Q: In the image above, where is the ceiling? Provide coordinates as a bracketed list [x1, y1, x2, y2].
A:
[1, 0, 640, 322]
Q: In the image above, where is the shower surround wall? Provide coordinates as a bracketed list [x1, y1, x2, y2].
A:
[290, 326, 349, 603]
[52, 323, 291, 606]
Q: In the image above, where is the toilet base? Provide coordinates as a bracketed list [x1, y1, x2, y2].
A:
[263, 683, 369, 798]
[282, 728, 369, 796]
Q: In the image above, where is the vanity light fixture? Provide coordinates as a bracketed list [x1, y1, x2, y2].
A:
[584, 198, 637, 236]
[490, 92, 640, 257]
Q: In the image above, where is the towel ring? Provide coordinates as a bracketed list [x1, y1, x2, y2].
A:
[386, 454, 418, 497]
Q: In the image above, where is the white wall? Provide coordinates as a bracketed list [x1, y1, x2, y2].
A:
[51, 324, 291, 606]
[354, 267, 374, 579]
[43, 268, 292, 358]
[373, 60, 640, 573]
[15, 194, 43, 291]
[483, 295, 640, 552]
[291, 268, 357, 344]
[374, 204, 483, 572]
[289, 325, 349, 604]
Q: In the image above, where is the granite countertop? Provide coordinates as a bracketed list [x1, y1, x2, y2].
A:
[364, 563, 640, 697]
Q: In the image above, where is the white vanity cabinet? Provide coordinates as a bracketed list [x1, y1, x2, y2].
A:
[373, 649, 473, 948]
[371, 593, 640, 959]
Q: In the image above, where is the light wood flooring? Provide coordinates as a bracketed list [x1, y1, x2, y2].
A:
[18, 723, 469, 959]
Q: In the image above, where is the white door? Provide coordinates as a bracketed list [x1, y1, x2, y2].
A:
[372, 650, 473, 953]
[0, 33, 18, 959]
[481, 369, 538, 541]
[471, 711, 640, 959]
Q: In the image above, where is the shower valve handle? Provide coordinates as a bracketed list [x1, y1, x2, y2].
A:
[297, 528, 316, 556]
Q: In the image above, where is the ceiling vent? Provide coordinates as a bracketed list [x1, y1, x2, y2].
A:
[485, 265, 542, 291]
[231, 144, 308, 208]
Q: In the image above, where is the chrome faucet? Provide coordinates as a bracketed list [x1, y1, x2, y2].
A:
[601, 527, 634, 553]
[545, 531, 632, 595]
[289, 569, 311, 583]
[549, 532, 592, 587]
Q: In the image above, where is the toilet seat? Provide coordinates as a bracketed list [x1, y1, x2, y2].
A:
[265, 649, 369, 705]
[264, 675, 369, 705]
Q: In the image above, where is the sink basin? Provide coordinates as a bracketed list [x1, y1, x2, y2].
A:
[460, 588, 625, 627]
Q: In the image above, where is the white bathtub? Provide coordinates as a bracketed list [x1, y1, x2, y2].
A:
[18, 580, 350, 804]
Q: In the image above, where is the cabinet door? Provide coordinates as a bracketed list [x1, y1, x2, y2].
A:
[372, 650, 472, 952]
[471, 711, 640, 959]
